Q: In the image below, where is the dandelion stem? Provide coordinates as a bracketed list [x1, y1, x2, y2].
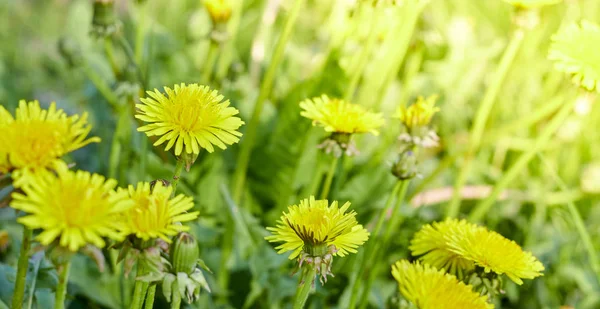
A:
[171, 280, 182, 309]
[357, 180, 410, 309]
[469, 97, 576, 222]
[82, 65, 120, 109]
[130, 263, 147, 309]
[320, 155, 340, 199]
[347, 180, 402, 309]
[54, 260, 71, 309]
[446, 29, 526, 218]
[12, 228, 32, 309]
[143, 284, 156, 309]
[171, 158, 185, 196]
[217, 215, 234, 304]
[293, 266, 317, 309]
[201, 40, 220, 84]
[231, 0, 305, 206]
[215, 0, 245, 81]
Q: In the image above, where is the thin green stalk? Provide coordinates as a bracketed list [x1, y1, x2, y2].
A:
[293, 266, 317, 309]
[215, 0, 246, 81]
[347, 181, 402, 309]
[138, 137, 148, 181]
[320, 155, 340, 199]
[12, 228, 32, 309]
[143, 284, 156, 309]
[469, 98, 576, 222]
[54, 260, 71, 309]
[357, 181, 409, 309]
[231, 0, 305, 205]
[83, 65, 120, 109]
[135, 0, 148, 66]
[538, 154, 600, 283]
[130, 268, 146, 309]
[170, 159, 185, 195]
[170, 280, 182, 309]
[447, 29, 526, 218]
[104, 38, 120, 75]
[201, 40, 220, 84]
[109, 108, 128, 180]
[116, 34, 145, 87]
[217, 216, 234, 304]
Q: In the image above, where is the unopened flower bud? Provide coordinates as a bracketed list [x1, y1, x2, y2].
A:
[178, 152, 199, 172]
[392, 150, 418, 180]
[91, 0, 121, 37]
[204, 0, 232, 25]
[170, 232, 200, 274]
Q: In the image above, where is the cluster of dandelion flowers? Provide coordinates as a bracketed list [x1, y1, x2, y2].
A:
[136, 83, 244, 155]
[0, 100, 100, 183]
[549, 20, 600, 92]
[120, 181, 198, 242]
[391, 260, 493, 309]
[10, 162, 132, 251]
[410, 219, 544, 284]
[300, 95, 384, 136]
[265, 196, 369, 282]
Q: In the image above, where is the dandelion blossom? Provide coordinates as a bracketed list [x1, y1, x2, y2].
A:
[204, 0, 232, 24]
[409, 219, 475, 277]
[0, 100, 100, 183]
[300, 95, 384, 136]
[136, 83, 244, 155]
[10, 163, 132, 251]
[266, 196, 369, 282]
[121, 181, 198, 242]
[549, 20, 600, 92]
[394, 95, 439, 130]
[391, 260, 493, 309]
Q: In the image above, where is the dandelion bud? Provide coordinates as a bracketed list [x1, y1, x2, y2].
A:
[91, 0, 121, 37]
[392, 150, 418, 180]
[179, 151, 199, 172]
[170, 232, 200, 274]
[204, 0, 232, 25]
[58, 37, 84, 68]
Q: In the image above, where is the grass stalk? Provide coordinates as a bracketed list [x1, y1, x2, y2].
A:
[11, 228, 32, 309]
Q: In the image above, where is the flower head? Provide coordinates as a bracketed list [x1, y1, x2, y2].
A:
[503, 0, 562, 9]
[120, 182, 198, 242]
[0, 100, 100, 185]
[410, 219, 544, 284]
[394, 95, 439, 130]
[300, 95, 384, 136]
[136, 83, 244, 156]
[265, 196, 369, 283]
[204, 0, 232, 24]
[391, 260, 493, 309]
[10, 162, 132, 251]
[549, 20, 600, 92]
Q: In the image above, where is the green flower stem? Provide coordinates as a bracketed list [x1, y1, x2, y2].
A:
[54, 260, 71, 309]
[468, 97, 577, 222]
[104, 38, 120, 75]
[320, 155, 340, 199]
[231, 0, 305, 205]
[446, 28, 526, 218]
[143, 284, 156, 309]
[130, 263, 148, 309]
[170, 280, 182, 309]
[215, 0, 245, 81]
[357, 180, 410, 309]
[139, 136, 148, 181]
[292, 266, 317, 309]
[217, 215, 234, 304]
[116, 34, 145, 87]
[82, 65, 120, 109]
[538, 154, 600, 283]
[201, 40, 220, 84]
[134, 0, 148, 66]
[12, 228, 32, 309]
[347, 180, 402, 309]
[170, 158, 185, 196]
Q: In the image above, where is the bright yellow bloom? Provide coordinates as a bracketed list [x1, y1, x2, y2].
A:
[136, 83, 244, 155]
[300, 95, 384, 136]
[549, 20, 600, 92]
[503, 0, 562, 9]
[121, 181, 198, 242]
[391, 260, 493, 309]
[204, 0, 232, 24]
[265, 196, 369, 259]
[0, 100, 100, 184]
[10, 162, 132, 251]
[411, 219, 544, 285]
[409, 219, 475, 277]
[394, 95, 439, 129]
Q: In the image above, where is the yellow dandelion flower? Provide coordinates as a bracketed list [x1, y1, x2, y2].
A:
[121, 181, 198, 242]
[448, 222, 545, 285]
[204, 0, 232, 24]
[0, 100, 100, 183]
[503, 0, 562, 9]
[549, 20, 600, 92]
[299, 95, 384, 136]
[136, 83, 244, 155]
[394, 95, 439, 130]
[409, 219, 475, 277]
[265, 196, 369, 259]
[391, 260, 493, 309]
[10, 162, 132, 252]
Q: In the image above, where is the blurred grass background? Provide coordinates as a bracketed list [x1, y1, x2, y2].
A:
[1, 0, 600, 308]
